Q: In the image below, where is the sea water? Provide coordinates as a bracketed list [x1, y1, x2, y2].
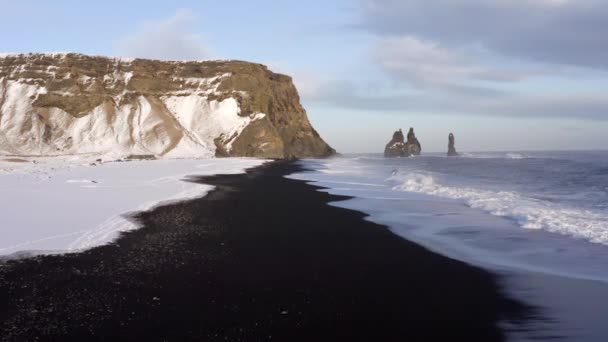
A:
[290, 151, 608, 283]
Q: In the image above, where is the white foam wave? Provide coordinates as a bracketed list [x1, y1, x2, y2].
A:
[66, 179, 98, 184]
[505, 153, 527, 160]
[457, 152, 528, 159]
[388, 171, 608, 245]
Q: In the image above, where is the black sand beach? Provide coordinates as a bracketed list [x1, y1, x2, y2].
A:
[0, 161, 531, 341]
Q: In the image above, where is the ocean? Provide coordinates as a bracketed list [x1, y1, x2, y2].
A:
[291, 151, 608, 283]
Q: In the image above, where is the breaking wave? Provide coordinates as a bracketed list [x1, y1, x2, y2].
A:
[505, 153, 527, 159]
[388, 171, 608, 245]
[458, 152, 529, 159]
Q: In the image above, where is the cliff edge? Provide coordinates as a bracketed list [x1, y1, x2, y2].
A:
[0, 53, 335, 159]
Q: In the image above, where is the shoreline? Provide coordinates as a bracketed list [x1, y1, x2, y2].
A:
[291, 157, 608, 341]
[0, 161, 534, 341]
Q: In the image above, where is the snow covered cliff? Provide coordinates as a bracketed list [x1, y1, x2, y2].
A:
[0, 53, 335, 159]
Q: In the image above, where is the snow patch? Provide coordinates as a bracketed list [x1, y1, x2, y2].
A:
[0, 158, 266, 256]
[161, 95, 266, 153]
[0, 74, 262, 158]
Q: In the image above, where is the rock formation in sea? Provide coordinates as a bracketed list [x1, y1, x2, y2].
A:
[447, 133, 459, 157]
[384, 127, 421, 157]
[406, 128, 422, 155]
[384, 129, 406, 158]
[0, 53, 335, 159]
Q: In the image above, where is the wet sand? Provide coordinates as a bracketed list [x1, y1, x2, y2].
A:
[0, 161, 532, 341]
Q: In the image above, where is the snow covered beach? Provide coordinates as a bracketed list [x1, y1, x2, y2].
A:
[0, 157, 265, 257]
[0, 161, 531, 341]
[1, 154, 607, 340]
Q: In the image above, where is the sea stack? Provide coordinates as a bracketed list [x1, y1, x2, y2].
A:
[0, 53, 335, 159]
[447, 133, 459, 157]
[384, 127, 422, 157]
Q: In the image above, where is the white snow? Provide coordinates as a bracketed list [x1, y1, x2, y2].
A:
[0, 72, 263, 158]
[0, 52, 135, 64]
[172, 73, 231, 90]
[0, 54, 267, 159]
[104, 70, 134, 86]
[0, 157, 265, 256]
[161, 95, 266, 153]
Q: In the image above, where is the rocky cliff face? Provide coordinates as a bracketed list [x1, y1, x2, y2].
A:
[384, 128, 421, 157]
[0, 53, 335, 159]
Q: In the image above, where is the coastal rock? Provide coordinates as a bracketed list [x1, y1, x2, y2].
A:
[0, 53, 335, 159]
[447, 133, 459, 157]
[384, 127, 421, 157]
[384, 129, 406, 158]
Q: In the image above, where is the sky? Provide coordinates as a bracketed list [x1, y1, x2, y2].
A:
[1, 0, 607, 152]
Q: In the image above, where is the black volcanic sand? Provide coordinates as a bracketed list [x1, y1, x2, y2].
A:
[0, 161, 533, 341]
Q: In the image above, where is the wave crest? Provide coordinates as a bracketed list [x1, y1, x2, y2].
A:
[505, 153, 527, 160]
[388, 171, 608, 245]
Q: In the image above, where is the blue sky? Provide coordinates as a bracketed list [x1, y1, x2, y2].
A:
[2, 0, 608, 152]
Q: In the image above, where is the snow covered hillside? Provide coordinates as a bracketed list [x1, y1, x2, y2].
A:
[0, 53, 335, 159]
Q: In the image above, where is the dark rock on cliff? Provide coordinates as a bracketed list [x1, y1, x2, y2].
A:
[447, 133, 459, 157]
[384, 128, 422, 157]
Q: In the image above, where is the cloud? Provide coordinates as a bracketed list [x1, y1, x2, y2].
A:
[269, 64, 328, 100]
[329, 0, 608, 122]
[358, 0, 608, 69]
[307, 79, 608, 120]
[373, 36, 470, 86]
[372, 36, 541, 87]
[114, 9, 213, 61]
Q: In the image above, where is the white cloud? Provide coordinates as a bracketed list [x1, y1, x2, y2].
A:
[359, 0, 608, 68]
[308, 78, 608, 120]
[290, 70, 327, 99]
[373, 36, 541, 87]
[114, 9, 214, 61]
[267, 63, 332, 101]
[374, 36, 471, 86]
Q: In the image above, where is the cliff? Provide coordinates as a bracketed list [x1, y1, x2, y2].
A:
[0, 53, 335, 159]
